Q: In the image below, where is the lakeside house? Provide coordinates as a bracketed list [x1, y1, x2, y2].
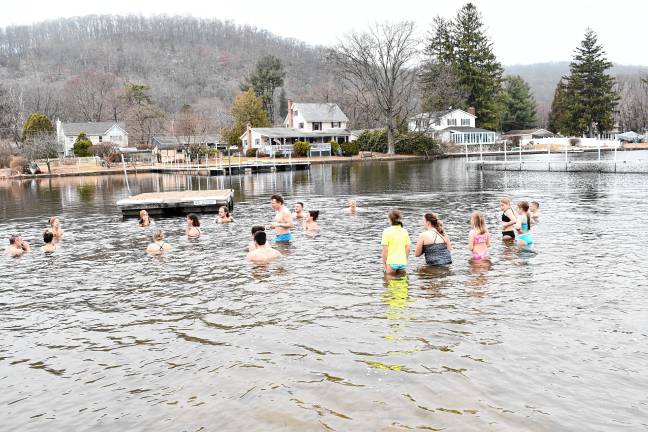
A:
[241, 100, 351, 157]
[56, 120, 128, 156]
[502, 128, 557, 146]
[408, 108, 498, 145]
[151, 135, 225, 163]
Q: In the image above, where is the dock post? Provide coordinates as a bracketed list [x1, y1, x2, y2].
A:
[465, 143, 468, 161]
[519, 144, 522, 170]
[547, 144, 551, 171]
[120, 153, 131, 195]
[564, 144, 568, 171]
[614, 143, 618, 172]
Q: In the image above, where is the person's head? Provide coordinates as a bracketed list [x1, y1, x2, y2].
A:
[349, 199, 357, 209]
[499, 197, 511, 211]
[295, 202, 304, 213]
[530, 201, 540, 212]
[470, 211, 487, 234]
[43, 230, 54, 244]
[517, 200, 530, 214]
[48, 216, 60, 227]
[187, 213, 200, 227]
[253, 230, 267, 246]
[251, 225, 265, 236]
[9, 235, 19, 245]
[308, 210, 319, 222]
[152, 229, 165, 242]
[387, 209, 402, 226]
[139, 210, 149, 225]
[218, 206, 230, 218]
[271, 194, 284, 210]
[424, 212, 445, 235]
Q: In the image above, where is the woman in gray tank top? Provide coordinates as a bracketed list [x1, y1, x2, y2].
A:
[414, 213, 452, 266]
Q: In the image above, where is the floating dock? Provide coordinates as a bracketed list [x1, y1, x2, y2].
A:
[117, 189, 234, 219]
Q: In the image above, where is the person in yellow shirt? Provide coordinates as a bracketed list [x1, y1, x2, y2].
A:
[381, 209, 410, 275]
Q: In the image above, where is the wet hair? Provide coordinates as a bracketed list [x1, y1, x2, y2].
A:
[517, 201, 531, 228]
[296, 202, 304, 209]
[139, 210, 149, 226]
[251, 225, 265, 235]
[219, 206, 230, 217]
[43, 230, 54, 244]
[9, 235, 18, 245]
[254, 230, 267, 246]
[187, 213, 201, 227]
[388, 209, 403, 226]
[470, 211, 487, 235]
[152, 229, 165, 242]
[271, 194, 284, 204]
[531, 201, 540, 208]
[500, 197, 511, 206]
[424, 213, 445, 236]
[48, 216, 58, 225]
[308, 210, 320, 221]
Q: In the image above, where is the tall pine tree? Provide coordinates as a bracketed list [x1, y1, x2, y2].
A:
[241, 56, 286, 125]
[563, 29, 618, 137]
[422, 3, 504, 130]
[501, 75, 537, 131]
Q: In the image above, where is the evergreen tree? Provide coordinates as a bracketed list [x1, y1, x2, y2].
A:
[422, 4, 504, 130]
[241, 56, 286, 125]
[501, 75, 537, 131]
[22, 112, 54, 142]
[73, 132, 93, 157]
[225, 89, 270, 147]
[548, 79, 571, 134]
[452, 3, 504, 130]
[563, 29, 618, 137]
[278, 88, 288, 123]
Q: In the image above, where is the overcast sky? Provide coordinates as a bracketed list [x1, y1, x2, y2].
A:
[1, 0, 646, 66]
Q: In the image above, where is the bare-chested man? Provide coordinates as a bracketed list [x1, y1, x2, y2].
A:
[292, 202, 305, 220]
[269, 194, 293, 242]
[246, 231, 281, 264]
[6, 235, 30, 257]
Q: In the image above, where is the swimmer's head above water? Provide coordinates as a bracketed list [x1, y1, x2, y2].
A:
[187, 213, 200, 227]
[271, 194, 284, 210]
[387, 209, 403, 227]
[253, 230, 267, 246]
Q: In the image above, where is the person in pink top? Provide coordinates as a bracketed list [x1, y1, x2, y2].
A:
[468, 211, 491, 261]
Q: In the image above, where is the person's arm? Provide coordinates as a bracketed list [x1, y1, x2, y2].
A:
[414, 234, 424, 257]
[468, 231, 475, 251]
[21, 241, 30, 252]
[502, 209, 516, 230]
[382, 245, 389, 266]
[405, 244, 410, 257]
[486, 233, 491, 247]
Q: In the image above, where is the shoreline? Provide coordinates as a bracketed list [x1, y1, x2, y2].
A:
[2, 146, 646, 180]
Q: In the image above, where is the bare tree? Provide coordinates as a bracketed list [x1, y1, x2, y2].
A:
[126, 103, 166, 146]
[331, 22, 419, 154]
[64, 70, 117, 121]
[20, 132, 62, 173]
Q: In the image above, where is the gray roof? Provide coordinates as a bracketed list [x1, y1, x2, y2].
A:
[152, 135, 224, 149]
[410, 108, 475, 121]
[61, 122, 126, 136]
[504, 128, 555, 137]
[293, 103, 348, 122]
[242, 128, 351, 139]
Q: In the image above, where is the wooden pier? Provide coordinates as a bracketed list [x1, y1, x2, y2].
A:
[117, 189, 234, 219]
[150, 160, 311, 176]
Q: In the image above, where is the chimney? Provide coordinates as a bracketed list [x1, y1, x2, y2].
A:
[246, 122, 252, 151]
[287, 99, 293, 128]
[467, 106, 476, 117]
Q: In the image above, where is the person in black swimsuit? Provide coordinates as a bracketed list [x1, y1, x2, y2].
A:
[499, 197, 517, 240]
[147, 230, 171, 255]
[414, 213, 452, 266]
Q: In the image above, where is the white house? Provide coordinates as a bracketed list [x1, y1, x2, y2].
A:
[241, 101, 351, 156]
[283, 100, 349, 131]
[408, 108, 498, 145]
[56, 120, 128, 156]
[502, 128, 556, 146]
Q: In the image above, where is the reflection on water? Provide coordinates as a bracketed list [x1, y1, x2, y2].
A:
[1, 158, 648, 431]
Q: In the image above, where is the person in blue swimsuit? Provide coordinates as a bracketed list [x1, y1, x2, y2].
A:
[269, 194, 293, 243]
[515, 201, 534, 247]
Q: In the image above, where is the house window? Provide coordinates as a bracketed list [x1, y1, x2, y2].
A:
[294, 110, 298, 117]
[331, 122, 341, 128]
[110, 135, 121, 142]
[461, 118, 470, 126]
[447, 119, 457, 126]
[435, 119, 441, 126]
[255, 139, 260, 147]
[99, 136, 103, 142]
[312, 122, 322, 131]
[299, 122, 304, 129]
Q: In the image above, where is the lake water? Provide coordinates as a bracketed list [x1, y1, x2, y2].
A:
[1, 158, 647, 431]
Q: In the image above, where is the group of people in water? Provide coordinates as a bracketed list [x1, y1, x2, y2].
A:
[5, 194, 540, 273]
